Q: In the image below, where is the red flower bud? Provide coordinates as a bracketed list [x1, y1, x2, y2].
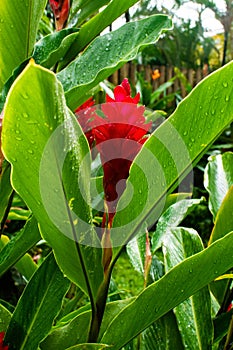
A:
[49, 0, 70, 31]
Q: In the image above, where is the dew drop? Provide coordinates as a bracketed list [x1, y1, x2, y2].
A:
[225, 95, 230, 102]
[28, 149, 34, 154]
[222, 82, 228, 88]
[23, 112, 29, 119]
[183, 131, 188, 136]
[22, 93, 29, 100]
[16, 137, 22, 141]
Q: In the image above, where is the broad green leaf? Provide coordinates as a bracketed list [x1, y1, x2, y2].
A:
[141, 312, 184, 350]
[162, 227, 212, 349]
[0, 303, 11, 332]
[4, 253, 70, 350]
[0, 0, 47, 90]
[57, 15, 173, 109]
[208, 186, 233, 304]
[70, 0, 110, 26]
[100, 231, 233, 349]
[111, 61, 233, 251]
[0, 216, 39, 278]
[151, 199, 203, 253]
[0, 161, 13, 226]
[209, 186, 233, 244]
[2, 61, 103, 298]
[41, 299, 133, 349]
[60, 0, 139, 69]
[204, 152, 233, 220]
[33, 28, 79, 68]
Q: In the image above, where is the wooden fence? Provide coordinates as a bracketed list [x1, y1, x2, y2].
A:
[108, 63, 209, 98]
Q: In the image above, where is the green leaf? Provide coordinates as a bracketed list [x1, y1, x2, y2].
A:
[60, 0, 139, 69]
[162, 227, 213, 349]
[70, 0, 110, 26]
[111, 61, 233, 251]
[100, 231, 233, 349]
[151, 199, 203, 253]
[204, 152, 233, 220]
[57, 15, 172, 109]
[213, 310, 233, 343]
[0, 303, 11, 332]
[2, 61, 103, 297]
[4, 253, 70, 350]
[141, 312, 184, 350]
[33, 28, 79, 68]
[208, 186, 233, 304]
[0, 216, 40, 278]
[209, 185, 233, 244]
[41, 299, 133, 349]
[126, 234, 146, 276]
[0, 0, 47, 90]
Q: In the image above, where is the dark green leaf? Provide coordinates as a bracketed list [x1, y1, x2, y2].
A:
[5, 253, 70, 350]
[60, 0, 139, 69]
[57, 15, 172, 109]
[100, 231, 233, 349]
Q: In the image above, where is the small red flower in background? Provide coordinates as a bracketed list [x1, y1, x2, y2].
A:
[76, 79, 151, 228]
[49, 0, 70, 31]
[0, 332, 8, 350]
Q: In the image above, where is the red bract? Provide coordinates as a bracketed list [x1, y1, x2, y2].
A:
[0, 332, 8, 350]
[106, 78, 140, 104]
[76, 80, 151, 228]
[49, 0, 70, 31]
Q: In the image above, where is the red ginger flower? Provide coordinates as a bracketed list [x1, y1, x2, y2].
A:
[0, 332, 8, 350]
[49, 0, 70, 31]
[76, 79, 151, 228]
